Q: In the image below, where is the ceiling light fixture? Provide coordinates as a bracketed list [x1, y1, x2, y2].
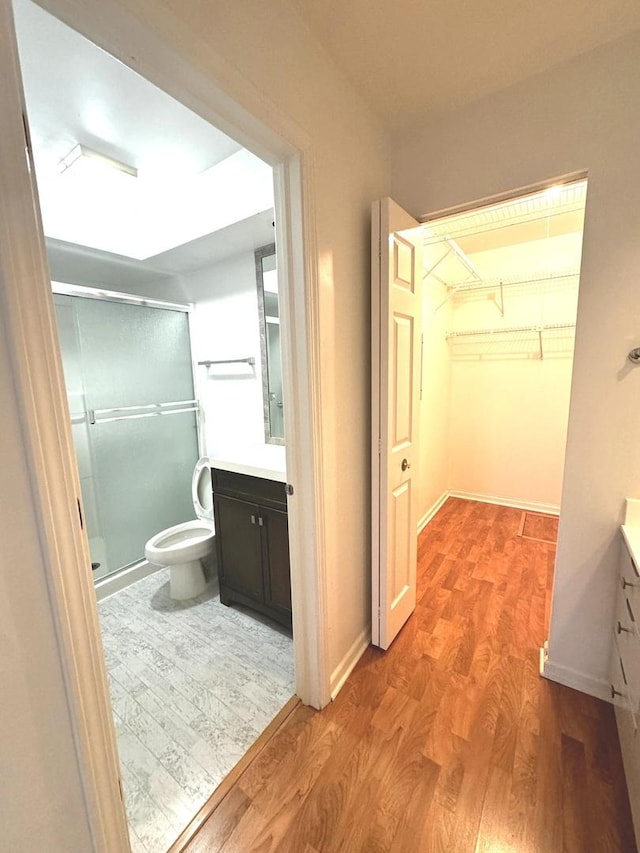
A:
[58, 143, 137, 178]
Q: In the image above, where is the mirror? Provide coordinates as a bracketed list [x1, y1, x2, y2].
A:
[256, 244, 284, 444]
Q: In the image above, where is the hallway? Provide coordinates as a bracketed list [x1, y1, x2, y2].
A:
[180, 499, 635, 852]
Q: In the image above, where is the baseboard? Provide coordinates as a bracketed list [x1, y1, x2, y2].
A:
[330, 628, 370, 700]
[542, 658, 611, 702]
[448, 490, 560, 516]
[417, 490, 450, 533]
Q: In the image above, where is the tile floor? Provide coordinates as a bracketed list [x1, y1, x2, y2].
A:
[98, 569, 295, 853]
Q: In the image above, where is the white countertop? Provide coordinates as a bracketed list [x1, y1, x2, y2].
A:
[209, 444, 287, 483]
[622, 498, 640, 569]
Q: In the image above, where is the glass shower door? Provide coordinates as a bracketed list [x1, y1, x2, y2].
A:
[54, 292, 199, 580]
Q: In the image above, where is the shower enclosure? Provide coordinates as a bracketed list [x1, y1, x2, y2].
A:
[53, 286, 199, 585]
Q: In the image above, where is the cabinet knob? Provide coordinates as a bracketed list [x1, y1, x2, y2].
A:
[618, 620, 632, 634]
[251, 514, 256, 525]
[611, 684, 623, 700]
[622, 577, 639, 590]
[258, 516, 264, 527]
[401, 458, 411, 471]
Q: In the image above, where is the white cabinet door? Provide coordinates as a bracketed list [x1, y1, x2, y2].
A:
[372, 198, 422, 649]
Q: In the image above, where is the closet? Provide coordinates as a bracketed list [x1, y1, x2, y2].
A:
[418, 180, 587, 519]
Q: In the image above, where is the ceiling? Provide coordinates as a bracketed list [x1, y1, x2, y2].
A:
[13, 0, 273, 267]
[47, 210, 276, 291]
[287, 0, 640, 128]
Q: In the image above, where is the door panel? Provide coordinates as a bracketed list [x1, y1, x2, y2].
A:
[261, 505, 292, 617]
[372, 197, 422, 650]
[214, 494, 264, 601]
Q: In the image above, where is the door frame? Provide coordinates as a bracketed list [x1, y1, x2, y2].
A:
[1, 0, 329, 849]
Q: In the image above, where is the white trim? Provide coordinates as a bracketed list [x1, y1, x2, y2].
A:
[417, 490, 450, 533]
[330, 628, 370, 700]
[274, 153, 330, 709]
[448, 489, 560, 516]
[542, 658, 611, 702]
[371, 200, 382, 648]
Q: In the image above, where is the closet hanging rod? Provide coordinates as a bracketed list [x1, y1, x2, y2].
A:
[446, 322, 576, 340]
[448, 270, 580, 293]
[198, 357, 256, 367]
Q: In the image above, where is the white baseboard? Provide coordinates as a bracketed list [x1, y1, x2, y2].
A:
[417, 490, 450, 533]
[448, 490, 560, 516]
[330, 628, 370, 700]
[542, 658, 611, 702]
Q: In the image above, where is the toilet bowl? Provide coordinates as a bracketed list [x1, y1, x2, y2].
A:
[144, 457, 215, 600]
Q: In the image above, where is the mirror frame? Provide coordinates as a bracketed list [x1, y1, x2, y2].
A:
[255, 242, 284, 445]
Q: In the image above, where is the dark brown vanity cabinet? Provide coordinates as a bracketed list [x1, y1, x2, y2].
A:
[212, 468, 292, 629]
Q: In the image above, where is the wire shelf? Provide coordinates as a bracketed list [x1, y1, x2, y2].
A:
[446, 323, 576, 360]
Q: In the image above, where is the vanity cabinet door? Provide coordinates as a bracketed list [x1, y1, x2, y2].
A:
[214, 495, 264, 602]
[261, 505, 291, 619]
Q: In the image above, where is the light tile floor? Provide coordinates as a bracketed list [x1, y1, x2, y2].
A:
[98, 570, 295, 853]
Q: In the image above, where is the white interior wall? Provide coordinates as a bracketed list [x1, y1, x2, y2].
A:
[182, 254, 265, 457]
[447, 271, 580, 511]
[392, 30, 640, 698]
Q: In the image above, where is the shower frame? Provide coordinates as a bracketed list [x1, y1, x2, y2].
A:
[52, 281, 203, 600]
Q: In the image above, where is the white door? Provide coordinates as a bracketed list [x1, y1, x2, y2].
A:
[372, 198, 422, 649]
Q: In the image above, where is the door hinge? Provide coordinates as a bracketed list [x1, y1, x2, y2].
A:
[377, 438, 382, 455]
[77, 498, 84, 530]
[285, 483, 294, 496]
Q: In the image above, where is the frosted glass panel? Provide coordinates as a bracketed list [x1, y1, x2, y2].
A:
[53, 293, 199, 579]
[92, 410, 198, 571]
[75, 298, 194, 409]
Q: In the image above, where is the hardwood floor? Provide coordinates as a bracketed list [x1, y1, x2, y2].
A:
[181, 498, 636, 852]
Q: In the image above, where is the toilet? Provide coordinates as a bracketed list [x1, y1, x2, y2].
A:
[144, 457, 215, 600]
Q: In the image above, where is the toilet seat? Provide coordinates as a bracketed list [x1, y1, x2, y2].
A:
[145, 518, 214, 564]
[192, 457, 213, 520]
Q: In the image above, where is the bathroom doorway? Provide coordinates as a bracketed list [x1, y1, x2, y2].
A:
[4, 0, 327, 850]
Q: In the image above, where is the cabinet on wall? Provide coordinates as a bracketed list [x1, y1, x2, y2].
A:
[212, 467, 291, 630]
[610, 533, 640, 844]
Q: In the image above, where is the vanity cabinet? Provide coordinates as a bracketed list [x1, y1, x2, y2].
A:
[212, 468, 291, 629]
[611, 533, 640, 844]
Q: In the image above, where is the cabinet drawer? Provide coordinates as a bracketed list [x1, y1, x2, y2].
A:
[212, 468, 287, 509]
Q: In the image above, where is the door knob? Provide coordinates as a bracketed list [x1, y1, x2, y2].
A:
[401, 458, 411, 471]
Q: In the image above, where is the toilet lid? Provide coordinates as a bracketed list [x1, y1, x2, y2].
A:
[192, 457, 213, 521]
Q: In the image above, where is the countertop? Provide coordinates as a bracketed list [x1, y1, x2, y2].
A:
[209, 444, 287, 483]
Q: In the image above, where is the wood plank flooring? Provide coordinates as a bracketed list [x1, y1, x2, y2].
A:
[182, 498, 636, 852]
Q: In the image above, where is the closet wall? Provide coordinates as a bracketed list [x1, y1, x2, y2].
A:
[418, 184, 585, 518]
